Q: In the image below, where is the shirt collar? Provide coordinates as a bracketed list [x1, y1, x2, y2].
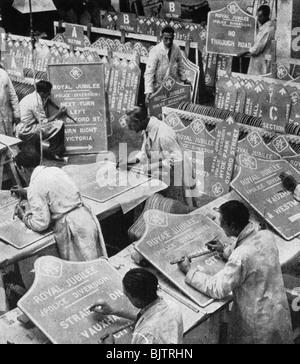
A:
[236, 222, 257, 248]
[145, 117, 159, 141]
[137, 296, 163, 324]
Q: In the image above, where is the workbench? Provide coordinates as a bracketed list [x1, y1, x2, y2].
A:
[1, 191, 300, 344]
[0, 135, 22, 190]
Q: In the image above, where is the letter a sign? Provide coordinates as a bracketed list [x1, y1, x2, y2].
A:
[164, 1, 181, 19]
[65, 23, 85, 47]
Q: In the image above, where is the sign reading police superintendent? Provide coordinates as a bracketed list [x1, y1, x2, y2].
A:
[48, 63, 108, 154]
[207, 2, 256, 56]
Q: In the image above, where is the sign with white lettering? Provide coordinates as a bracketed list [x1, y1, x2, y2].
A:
[64, 24, 85, 47]
[18, 257, 136, 344]
[206, 2, 256, 56]
[231, 155, 300, 241]
[116, 12, 137, 33]
[62, 162, 151, 203]
[2, 53, 23, 78]
[269, 135, 297, 158]
[0, 192, 51, 249]
[164, 1, 181, 19]
[237, 131, 281, 161]
[284, 154, 300, 173]
[135, 210, 227, 307]
[48, 63, 107, 154]
[261, 84, 291, 134]
[149, 77, 191, 120]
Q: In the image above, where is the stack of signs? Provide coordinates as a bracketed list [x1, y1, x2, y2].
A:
[206, 2, 256, 56]
[48, 63, 107, 155]
[231, 155, 300, 241]
[107, 57, 142, 153]
[261, 84, 291, 134]
[135, 210, 228, 307]
[62, 162, 150, 204]
[18, 257, 136, 344]
[164, 111, 239, 204]
[0, 192, 51, 249]
[149, 76, 191, 120]
[181, 52, 199, 104]
[268, 135, 298, 158]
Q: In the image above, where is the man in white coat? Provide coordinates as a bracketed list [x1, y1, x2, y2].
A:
[12, 151, 107, 262]
[0, 67, 20, 136]
[178, 200, 293, 344]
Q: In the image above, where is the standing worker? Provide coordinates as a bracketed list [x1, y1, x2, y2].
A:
[11, 151, 107, 262]
[144, 26, 191, 105]
[178, 200, 293, 344]
[91, 268, 183, 344]
[0, 67, 20, 136]
[238, 5, 276, 76]
[16, 80, 66, 161]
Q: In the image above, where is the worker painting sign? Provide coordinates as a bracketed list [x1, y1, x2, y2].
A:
[135, 210, 228, 308]
[231, 155, 300, 241]
[18, 257, 136, 344]
[207, 2, 256, 56]
[48, 63, 108, 154]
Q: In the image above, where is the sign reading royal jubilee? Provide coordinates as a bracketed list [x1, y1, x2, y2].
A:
[48, 63, 107, 154]
[231, 155, 300, 241]
[18, 257, 136, 344]
[135, 210, 228, 308]
[207, 2, 256, 56]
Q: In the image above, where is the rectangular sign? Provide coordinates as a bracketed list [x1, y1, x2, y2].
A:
[164, 1, 181, 19]
[206, 2, 256, 56]
[48, 63, 108, 155]
[18, 257, 136, 344]
[0, 192, 51, 249]
[231, 155, 300, 241]
[64, 24, 85, 47]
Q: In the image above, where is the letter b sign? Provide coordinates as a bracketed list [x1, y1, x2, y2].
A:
[165, 1, 181, 19]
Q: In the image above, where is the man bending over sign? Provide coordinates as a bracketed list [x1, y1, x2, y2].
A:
[178, 200, 293, 344]
[11, 151, 107, 262]
[90, 268, 183, 344]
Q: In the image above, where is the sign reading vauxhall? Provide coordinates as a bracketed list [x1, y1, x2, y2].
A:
[207, 2, 256, 56]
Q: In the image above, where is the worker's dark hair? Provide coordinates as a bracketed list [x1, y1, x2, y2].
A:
[36, 80, 53, 94]
[14, 151, 40, 169]
[123, 268, 158, 304]
[258, 5, 271, 18]
[219, 200, 250, 230]
[161, 26, 175, 35]
[125, 105, 148, 124]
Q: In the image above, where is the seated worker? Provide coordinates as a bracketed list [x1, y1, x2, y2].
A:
[178, 200, 293, 344]
[144, 26, 191, 105]
[90, 268, 183, 344]
[11, 151, 107, 262]
[121, 105, 193, 208]
[16, 80, 66, 161]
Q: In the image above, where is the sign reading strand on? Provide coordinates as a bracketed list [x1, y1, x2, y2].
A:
[18, 257, 136, 344]
[231, 155, 300, 241]
[48, 63, 107, 154]
[0, 192, 51, 249]
[207, 2, 256, 56]
[149, 77, 191, 120]
[135, 210, 228, 308]
[64, 24, 85, 47]
[62, 162, 151, 203]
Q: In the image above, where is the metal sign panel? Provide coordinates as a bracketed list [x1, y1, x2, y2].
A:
[231, 155, 300, 241]
[135, 210, 227, 308]
[18, 257, 135, 344]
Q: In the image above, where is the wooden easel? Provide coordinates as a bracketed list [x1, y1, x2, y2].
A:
[0, 135, 22, 189]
